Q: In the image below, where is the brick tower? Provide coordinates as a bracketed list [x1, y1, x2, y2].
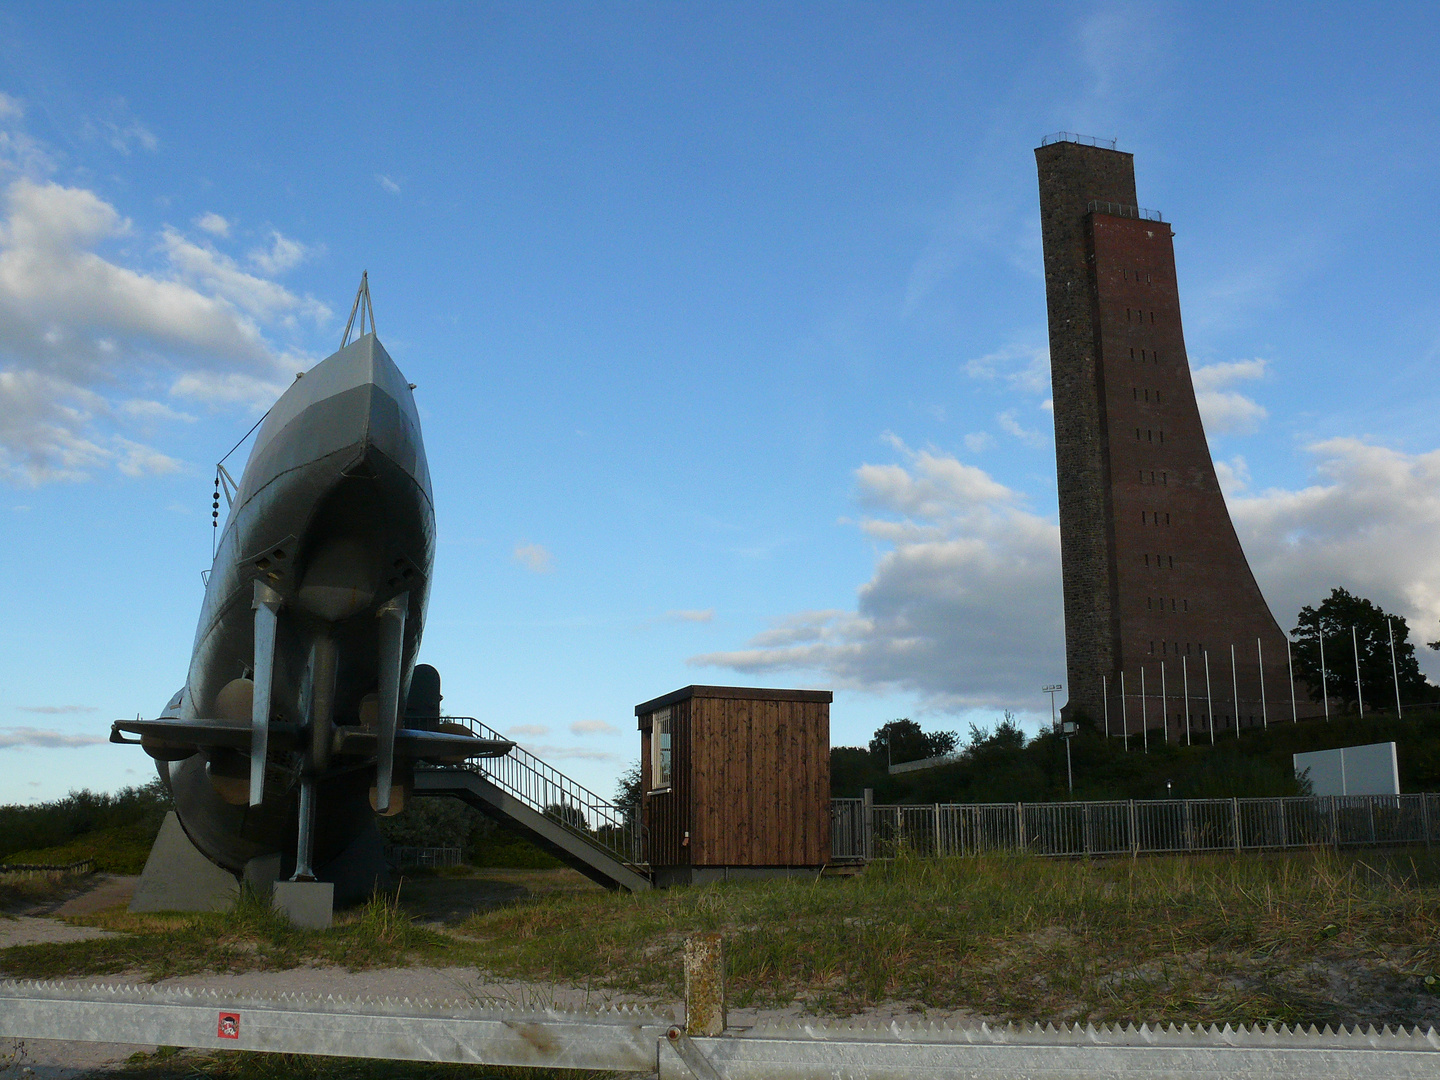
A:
[1035, 135, 1303, 739]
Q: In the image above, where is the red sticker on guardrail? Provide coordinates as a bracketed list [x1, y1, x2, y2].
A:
[218, 1012, 240, 1039]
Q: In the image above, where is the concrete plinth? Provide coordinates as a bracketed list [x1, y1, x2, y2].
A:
[130, 812, 238, 913]
[273, 881, 334, 929]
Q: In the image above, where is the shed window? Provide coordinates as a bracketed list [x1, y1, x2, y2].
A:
[650, 707, 672, 790]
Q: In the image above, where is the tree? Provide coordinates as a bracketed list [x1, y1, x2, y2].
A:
[868, 719, 958, 766]
[1291, 587, 1436, 710]
[613, 759, 642, 825]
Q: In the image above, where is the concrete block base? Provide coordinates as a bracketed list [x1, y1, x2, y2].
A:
[130, 812, 238, 913]
[273, 881, 334, 929]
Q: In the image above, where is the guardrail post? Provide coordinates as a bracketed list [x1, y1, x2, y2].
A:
[684, 933, 726, 1037]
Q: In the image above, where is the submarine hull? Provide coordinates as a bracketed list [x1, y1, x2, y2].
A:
[166, 334, 433, 879]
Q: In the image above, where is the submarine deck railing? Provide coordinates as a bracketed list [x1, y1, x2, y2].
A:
[425, 716, 647, 873]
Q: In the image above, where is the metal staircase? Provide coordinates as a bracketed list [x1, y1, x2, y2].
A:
[414, 717, 650, 892]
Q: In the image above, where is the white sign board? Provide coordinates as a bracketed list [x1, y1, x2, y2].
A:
[1293, 742, 1399, 797]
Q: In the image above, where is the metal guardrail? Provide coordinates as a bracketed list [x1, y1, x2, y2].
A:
[832, 793, 1440, 861]
[0, 981, 671, 1070]
[1040, 131, 1119, 150]
[1088, 199, 1166, 222]
[431, 716, 645, 870]
[384, 845, 462, 871]
[2, 980, 1438, 1078]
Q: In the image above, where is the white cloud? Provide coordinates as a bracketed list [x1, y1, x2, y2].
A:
[247, 230, 313, 275]
[194, 212, 230, 237]
[695, 433, 1440, 713]
[571, 719, 620, 736]
[516, 744, 620, 763]
[964, 432, 994, 453]
[1231, 438, 1440, 659]
[0, 138, 327, 483]
[996, 409, 1048, 448]
[514, 542, 554, 573]
[505, 724, 550, 738]
[965, 345, 1051, 395]
[16, 704, 95, 714]
[1214, 455, 1251, 496]
[664, 609, 714, 623]
[0, 726, 107, 748]
[94, 115, 158, 156]
[376, 174, 401, 195]
[693, 437, 1064, 712]
[164, 228, 328, 323]
[0, 93, 23, 122]
[1193, 358, 1269, 435]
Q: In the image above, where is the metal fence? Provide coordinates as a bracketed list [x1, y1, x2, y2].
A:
[0, 858, 94, 879]
[384, 846, 463, 871]
[832, 793, 1440, 861]
[434, 716, 645, 868]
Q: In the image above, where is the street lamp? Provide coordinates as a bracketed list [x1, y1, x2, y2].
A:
[1062, 721, 1078, 794]
[1043, 684, 1063, 734]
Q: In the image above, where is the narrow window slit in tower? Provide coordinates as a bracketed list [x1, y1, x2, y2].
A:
[1147, 597, 1153, 609]
[1144, 553, 1149, 566]
[1183, 598, 1188, 611]
[1165, 513, 1171, 525]
[1169, 555, 1174, 568]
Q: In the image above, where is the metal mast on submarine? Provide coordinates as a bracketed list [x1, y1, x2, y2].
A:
[113, 275, 510, 900]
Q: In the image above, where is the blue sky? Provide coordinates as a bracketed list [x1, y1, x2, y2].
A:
[2, 2, 1439, 805]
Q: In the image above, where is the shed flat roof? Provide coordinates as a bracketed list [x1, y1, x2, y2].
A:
[634, 684, 833, 716]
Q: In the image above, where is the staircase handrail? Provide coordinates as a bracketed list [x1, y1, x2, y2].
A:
[425, 716, 646, 868]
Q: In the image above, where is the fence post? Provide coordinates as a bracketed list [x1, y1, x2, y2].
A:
[1017, 802, 1026, 854]
[1084, 802, 1092, 857]
[861, 788, 874, 862]
[1330, 795, 1339, 849]
[1231, 798, 1241, 853]
[933, 803, 942, 857]
[1128, 800, 1138, 857]
[684, 933, 727, 1037]
[1183, 799, 1193, 851]
[1423, 793, 1433, 851]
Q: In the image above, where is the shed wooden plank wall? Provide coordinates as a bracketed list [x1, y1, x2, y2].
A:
[640, 687, 830, 870]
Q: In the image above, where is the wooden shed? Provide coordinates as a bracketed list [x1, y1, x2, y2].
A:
[635, 685, 832, 886]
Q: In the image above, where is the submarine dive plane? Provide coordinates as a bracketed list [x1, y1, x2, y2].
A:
[112, 276, 511, 895]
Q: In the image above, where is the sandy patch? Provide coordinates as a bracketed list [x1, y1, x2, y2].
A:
[0, 917, 117, 949]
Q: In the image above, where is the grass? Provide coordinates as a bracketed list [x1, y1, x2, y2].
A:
[0, 871, 84, 913]
[0, 887, 457, 981]
[5, 853, 1440, 1033]
[456, 850, 1440, 1030]
[2, 820, 159, 874]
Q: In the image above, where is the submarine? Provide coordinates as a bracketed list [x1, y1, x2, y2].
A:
[113, 276, 510, 898]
